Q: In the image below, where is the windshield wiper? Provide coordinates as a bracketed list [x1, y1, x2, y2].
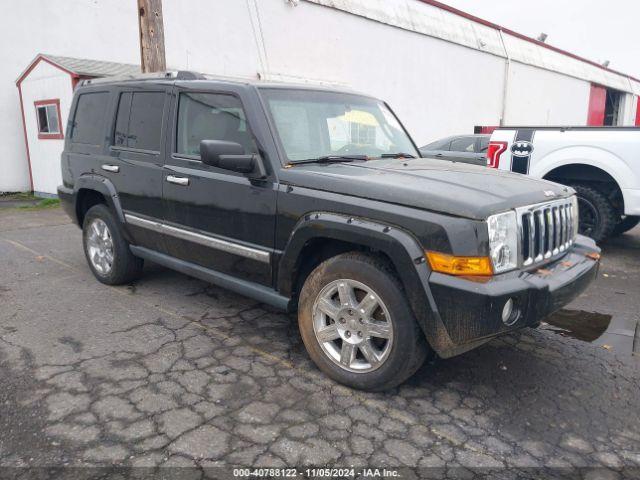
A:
[288, 155, 369, 165]
[380, 152, 417, 159]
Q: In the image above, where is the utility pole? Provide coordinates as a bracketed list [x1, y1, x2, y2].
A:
[137, 0, 166, 72]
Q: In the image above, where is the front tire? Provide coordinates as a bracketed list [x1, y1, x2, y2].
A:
[82, 204, 143, 285]
[572, 184, 617, 243]
[298, 252, 429, 391]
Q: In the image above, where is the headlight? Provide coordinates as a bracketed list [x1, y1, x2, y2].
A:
[487, 211, 518, 273]
[570, 195, 579, 238]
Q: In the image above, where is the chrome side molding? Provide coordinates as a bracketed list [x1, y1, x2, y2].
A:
[124, 214, 270, 264]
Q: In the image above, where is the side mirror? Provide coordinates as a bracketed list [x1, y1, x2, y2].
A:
[200, 140, 267, 179]
[200, 140, 244, 167]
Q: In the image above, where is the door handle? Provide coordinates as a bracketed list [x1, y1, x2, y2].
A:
[101, 164, 119, 173]
[166, 175, 190, 186]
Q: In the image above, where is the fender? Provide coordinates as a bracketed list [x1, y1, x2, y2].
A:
[277, 212, 461, 356]
[74, 174, 126, 224]
[532, 146, 640, 215]
[533, 146, 634, 198]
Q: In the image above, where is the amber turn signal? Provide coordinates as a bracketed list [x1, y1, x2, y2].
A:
[426, 251, 494, 276]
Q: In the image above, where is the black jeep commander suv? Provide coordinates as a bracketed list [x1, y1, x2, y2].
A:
[58, 71, 600, 391]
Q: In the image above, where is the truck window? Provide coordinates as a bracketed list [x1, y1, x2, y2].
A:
[113, 91, 164, 152]
[450, 136, 476, 153]
[70, 92, 109, 145]
[175, 92, 257, 157]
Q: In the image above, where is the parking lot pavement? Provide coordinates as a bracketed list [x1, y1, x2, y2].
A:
[1, 207, 639, 475]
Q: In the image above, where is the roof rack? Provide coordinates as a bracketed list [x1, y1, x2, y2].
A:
[81, 70, 206, 86]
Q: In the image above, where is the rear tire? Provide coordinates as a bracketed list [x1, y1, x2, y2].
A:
[571, 184, 617, 243]
[82, 204, 143, 285]
[298, 252, 429, 391]
[611, 215, 640, 237]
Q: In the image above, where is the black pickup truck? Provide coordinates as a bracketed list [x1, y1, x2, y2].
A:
[58, 72, 600, 391]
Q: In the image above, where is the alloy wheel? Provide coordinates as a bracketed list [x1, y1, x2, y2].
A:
[86, 218, 114, 275]
[312, 279, 394, 373]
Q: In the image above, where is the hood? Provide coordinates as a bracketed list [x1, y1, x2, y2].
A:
[281, 158, 573, 220]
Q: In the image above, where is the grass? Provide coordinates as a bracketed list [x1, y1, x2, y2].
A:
[1, 191, 60, 210]
[18, 198, 60, 209]
[0, 192, 39, 201]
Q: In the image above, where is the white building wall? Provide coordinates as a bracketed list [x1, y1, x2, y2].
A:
[163, 0, 263, 79]
[263, 0, 506, 144]
[504, 62, 591, 125]
[163, 0, 505, 145]
[20, 62, 74, 195]
[0, 0, 139, 193]
[305, 0, 638, 96]
[2, 0, 639, 192]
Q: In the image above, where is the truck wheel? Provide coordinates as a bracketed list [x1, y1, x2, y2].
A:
[298, 252, 429, 391]
[571, 184, 616, 243]
[611, 216, 640, 237]
[82, 204, 143, 285]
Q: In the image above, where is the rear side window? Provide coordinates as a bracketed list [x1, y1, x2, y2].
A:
[450, 136, 476, 152]
[113, 91, 164, 152]
[422, 138, 451, 151]
[175, 92, 257, 157]
[71, 92, 109, 145]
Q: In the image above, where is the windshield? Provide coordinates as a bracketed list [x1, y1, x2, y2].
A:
[260, 88, 419, 162]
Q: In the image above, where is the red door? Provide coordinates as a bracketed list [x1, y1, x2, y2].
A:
[635, 96, 640, 126]
[587, 85, 606, 126]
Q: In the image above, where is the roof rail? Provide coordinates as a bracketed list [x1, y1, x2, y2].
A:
[81, 70, 206, 86]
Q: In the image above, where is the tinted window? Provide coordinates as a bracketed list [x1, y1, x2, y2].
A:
[176, 92, 256, 157]
[422, 138, 452, 151]
[128, 92, 164, 151]
[478, 136, 489, 153]
[71, 92, 109, 145]
[112, 92, 164, 151]
[450, 136, 476, 153]
[113, 93, 132, 146]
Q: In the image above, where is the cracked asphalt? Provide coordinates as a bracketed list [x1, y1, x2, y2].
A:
[0, 207, 639, 478]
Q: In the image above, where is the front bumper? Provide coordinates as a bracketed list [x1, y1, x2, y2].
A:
[428, 235, 600, 357]
[622, 188, 640, 216]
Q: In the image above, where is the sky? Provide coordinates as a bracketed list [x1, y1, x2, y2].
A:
[441, 0, 640, 79]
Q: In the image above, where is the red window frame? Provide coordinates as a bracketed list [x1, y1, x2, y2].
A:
[34, 98, 64, 140]
[587, 85, 606, 126]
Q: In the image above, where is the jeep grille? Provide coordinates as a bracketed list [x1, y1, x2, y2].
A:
[517, 198, 577, 267]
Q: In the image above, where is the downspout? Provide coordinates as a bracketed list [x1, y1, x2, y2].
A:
[498, 29, 511, 126]
[16, 81, 34, 192]
[246, 0, 270, 78]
